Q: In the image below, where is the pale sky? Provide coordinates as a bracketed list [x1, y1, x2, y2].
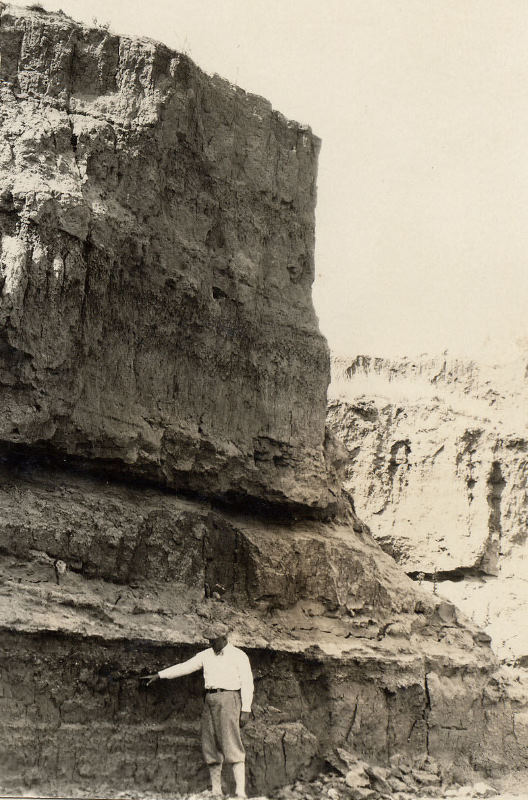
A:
[15, 0, 528, 361]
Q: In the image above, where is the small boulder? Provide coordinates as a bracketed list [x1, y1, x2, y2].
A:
[344, 764, 370, 790]
[434, 600, 457, 624]
[389, 753, 413, 774]
[348, 789, 377, 800]
[400, 771, 418, 791]
[388, 776, 408, 792]
[365, 764, 392, 794]
[472, 782, 499, 797]
[414, 768, 441, 786]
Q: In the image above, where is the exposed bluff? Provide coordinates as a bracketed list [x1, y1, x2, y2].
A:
[328, 354, 528, 662]
[0, 3, 337, 515]
[2, 458, 528, 798]
[1, 6, 528, 799]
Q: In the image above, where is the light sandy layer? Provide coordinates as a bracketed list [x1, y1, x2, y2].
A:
[328, 353, 528, 662]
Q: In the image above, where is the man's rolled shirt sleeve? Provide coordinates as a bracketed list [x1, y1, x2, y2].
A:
[238, 650, 254, 712]
[158, 652, 204, 679]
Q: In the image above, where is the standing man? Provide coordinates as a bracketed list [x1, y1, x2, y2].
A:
[141, 622, 253, 799]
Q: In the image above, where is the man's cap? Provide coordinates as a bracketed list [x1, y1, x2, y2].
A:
[202, 622, 230, 640]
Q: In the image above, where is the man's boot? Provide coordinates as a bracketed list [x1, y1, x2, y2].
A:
[232, 761, 246, 798]
[208, 763, 223, 796]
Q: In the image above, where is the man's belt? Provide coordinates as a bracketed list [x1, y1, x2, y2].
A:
[205, 688, 239, 693]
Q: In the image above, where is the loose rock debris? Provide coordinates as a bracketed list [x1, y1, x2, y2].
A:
[5, 753, 511, 800]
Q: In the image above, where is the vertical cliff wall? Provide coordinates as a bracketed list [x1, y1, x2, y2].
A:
[1, 7, 528, 799]
[0, 2, 340, 514]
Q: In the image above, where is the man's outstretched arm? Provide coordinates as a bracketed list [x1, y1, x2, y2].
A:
[141, 652, 205, 686]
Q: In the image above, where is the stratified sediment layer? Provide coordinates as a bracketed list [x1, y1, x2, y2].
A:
[1, 460, 527, 796]
[1, 7, 528, 798]
[0, 3, 339, 515]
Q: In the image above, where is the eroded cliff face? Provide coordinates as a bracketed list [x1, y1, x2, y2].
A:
[0, 2, 338, 515]
[1, 6, 528, 799]
[2, 458, 528, 798]
[328, 354, 528, 663]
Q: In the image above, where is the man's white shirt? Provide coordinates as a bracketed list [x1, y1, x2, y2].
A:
[158, 643, 254, 712]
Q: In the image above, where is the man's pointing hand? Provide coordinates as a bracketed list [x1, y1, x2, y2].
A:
[140, 674, 160, 687]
